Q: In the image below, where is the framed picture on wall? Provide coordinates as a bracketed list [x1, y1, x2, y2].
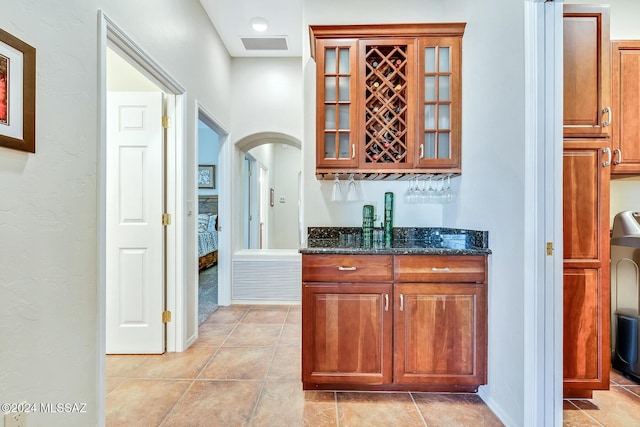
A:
[198, 165, 215, 189]
[0, 29, 36, 153]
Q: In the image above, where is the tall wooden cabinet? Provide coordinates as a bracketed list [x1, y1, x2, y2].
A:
[562, 140, 611, 398]
[310, 24, 464, 178]
[611, 41, 640, 173]
[562, 4, 611, 398]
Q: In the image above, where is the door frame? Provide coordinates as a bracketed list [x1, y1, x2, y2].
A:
[97, 11, 187, 424]
[194, 103, 231, 325]
[521, 1, 564, 426]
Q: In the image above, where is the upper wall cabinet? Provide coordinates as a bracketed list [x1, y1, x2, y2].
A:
[563, 5, 611, 137]
[611, 40, 640, 174]
[310, 24, 465, 179]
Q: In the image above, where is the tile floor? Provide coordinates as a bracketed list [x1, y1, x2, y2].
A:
[198, 265, 218, 325]
[564, 369, 640, 426]
[106, 304, 640, 426]
[106, 304, 503, 426]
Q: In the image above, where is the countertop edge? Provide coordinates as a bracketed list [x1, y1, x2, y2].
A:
[299, 248, 492, 255]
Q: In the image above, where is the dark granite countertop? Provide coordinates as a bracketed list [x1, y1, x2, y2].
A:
[300, 227, 491, 255]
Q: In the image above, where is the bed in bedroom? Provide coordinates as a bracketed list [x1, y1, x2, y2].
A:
[198, 195, 218, 270]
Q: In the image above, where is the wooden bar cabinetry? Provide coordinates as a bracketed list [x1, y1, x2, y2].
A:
[310, 23, 465, 179]
[302, 253, 487, 392]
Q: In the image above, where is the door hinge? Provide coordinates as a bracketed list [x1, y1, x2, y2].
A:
[162, 310, 172, 323]
[546, 242, 553, 256]
[162, 213, 171, 226]
[162, 115, 170, 129]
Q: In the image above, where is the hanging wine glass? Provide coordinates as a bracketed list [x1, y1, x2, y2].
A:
[444, 174, 456, 203]
[346, 173, 359, 202]
[331, 173, 343, 202]
[425, 175, 436, 203]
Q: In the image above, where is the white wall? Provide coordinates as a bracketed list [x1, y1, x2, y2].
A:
[230, 58, 302, 142]
[440, 0, 526, 423]
[0, 1, 231, 425]
[230, 57, 303, 252]
[198, 122, 220, 197]
[303, 0, 524, 425]
[107, 48, 161, 91]
[247, 143, 275, 247]
[272, 144, 302, 249]
[0, 1, 98, 426]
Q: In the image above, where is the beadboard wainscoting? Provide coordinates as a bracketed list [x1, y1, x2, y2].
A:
[232, 250, 302, 303]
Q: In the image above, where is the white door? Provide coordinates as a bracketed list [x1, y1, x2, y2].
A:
[106, 91, 165, 354]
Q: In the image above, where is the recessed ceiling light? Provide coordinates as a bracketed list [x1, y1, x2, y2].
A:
[250, 17, 268, 32]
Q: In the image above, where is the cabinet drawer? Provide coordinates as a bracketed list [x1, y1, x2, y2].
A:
[302, 254, 393, 282]
[394, 255, 486, 283]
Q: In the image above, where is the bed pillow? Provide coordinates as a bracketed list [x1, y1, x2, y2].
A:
[198, 214, 209, 232]
[208, 214, 218, 232]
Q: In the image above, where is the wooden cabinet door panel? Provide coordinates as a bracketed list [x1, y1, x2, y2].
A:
[612, 41, 640, 173]
[315, 39, 359, 169]
[563, 269, 601, 381]
[562, 142, 610, 396]
[394, 283, 486, 386]
[302, 282, 393, 385]
[562, 148, 606, 261]
[563, 5, 610, 137]
[415, 36, 462, 171]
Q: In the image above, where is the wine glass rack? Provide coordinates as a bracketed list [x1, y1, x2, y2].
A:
[364, 45, 409, 165]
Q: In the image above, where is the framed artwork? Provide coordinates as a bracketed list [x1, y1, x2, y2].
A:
[0, 29, 36, 153]
[198, 165, 215, 189]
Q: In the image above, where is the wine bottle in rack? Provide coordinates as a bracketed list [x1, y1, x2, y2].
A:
[369, 143, 382, 160]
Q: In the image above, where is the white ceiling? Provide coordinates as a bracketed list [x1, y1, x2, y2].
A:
[199, 0, 303, 57]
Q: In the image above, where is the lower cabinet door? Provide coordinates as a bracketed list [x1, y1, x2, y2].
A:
[394, 283, 487, 386]
[302, 282, 393, 386]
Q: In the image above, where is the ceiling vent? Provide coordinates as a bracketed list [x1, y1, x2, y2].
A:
[241, 37, 288, 51]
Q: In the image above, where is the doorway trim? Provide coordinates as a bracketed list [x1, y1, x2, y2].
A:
[97, 11, 186, 425]
[194, 102, 231, 328]
[522, 1, 563, 425]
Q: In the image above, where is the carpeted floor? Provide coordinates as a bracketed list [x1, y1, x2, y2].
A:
[198, 265, 218, 324]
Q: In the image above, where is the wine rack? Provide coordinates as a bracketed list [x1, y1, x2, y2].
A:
[364, 45, 408, 164]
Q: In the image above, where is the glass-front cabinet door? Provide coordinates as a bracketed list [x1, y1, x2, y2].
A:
[315, 39, 358, 168]
[416, 37, 462, 171]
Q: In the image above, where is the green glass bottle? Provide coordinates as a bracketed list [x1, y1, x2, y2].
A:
[384, 192, 393, 246]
